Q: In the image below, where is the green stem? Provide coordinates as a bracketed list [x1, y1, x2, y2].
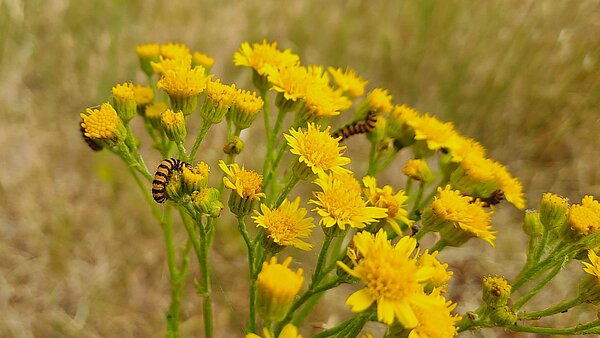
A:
[116, 143, 153, 181]
[313, 235, 334, 285]
[513, 264, 563, 311]
[264, 140, 289, 193]
[429, 239, 448, 252]
[312, 313, 369, 338]
[237, 216, 257, 333]
[176, 141, 188, 162]
[189, 119, 212, 161]
[409, 182, 425, 217]
[160, 208, 181, 337]
[504, 320, 600, 334]
[260, 88, 271, 150]
[262, 107, 287, 181]
[519, 296, 582, 320]
[198, 219, 213, 338]
[512, 244, 575, 292]
[273, 175, 300, 208]
[366, 140, 378, 176]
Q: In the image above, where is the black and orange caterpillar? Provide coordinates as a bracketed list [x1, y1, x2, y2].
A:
[331, 111, 378, 141]
[152, 158, 188, 203]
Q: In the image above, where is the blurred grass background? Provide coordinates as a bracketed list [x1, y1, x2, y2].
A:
[1, 0, 600, 336]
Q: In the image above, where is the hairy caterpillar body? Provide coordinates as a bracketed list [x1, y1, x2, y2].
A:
[332, 111, 378, 141]
[152, 158, 187, 203]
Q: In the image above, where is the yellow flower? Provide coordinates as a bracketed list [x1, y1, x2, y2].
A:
[362, 176, 413, 235]
[253, 198, 315, 251]
[229, 89, 264, 130]
[157, 56, 212, 115]
[79, 103, 127, 145]
[191, 187, 223, 218]
[450, 153, 501, 199]
[160, 109, 186, 142]
[402, 159, 433, 183]
[136, 43, 160, 59]
[285, 123, 351, 178]
[192, 51, 215, 69]
[387, 104, 420, 145]
[182, 162, 210, 192]
[540, 192, 569, 229]
[151, 55, 191, 75]
[301, 82, 351, 120]
[568, 196, 600, 236]
[256, 257, 304, 322]
[408, 292, 460, 338]
[136, 43, 160, 76]
[268, 65, 309, 102]
[412, 114, 460, 152]
[246, 324, 302, 338]
[160, 42, 190, 60]
[201, 79, 238, 123]
[490, 162, 525, 210]
[145, 101, 169, 129]
[337, 230, 435, 327]
[112, 82, 137, 122]
[416, 250, 453, 293]
[310, 172, 387, 230]
[328, 66, 368, 97]
[422, 185, 496, 247]
[157, 63, 210, 98]
[366, 88, 393, 114]
[234, 40, 300, 77]
[446, 135, 486, 163]
[482, 276, 512, 307]
[219, 160, 265, 201]
[133, 84, 154, 107]
[583, 250, 600, 279]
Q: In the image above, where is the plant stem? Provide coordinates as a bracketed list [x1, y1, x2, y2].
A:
[176, 141, 188, 162]
[237, 216, 257, 333]
[198, 218, 213, 338]
[274, 175, 300, 208]
[160, 208, 181, 337]
[504, 320, 600, 334]
[513, 264, 563, 311]
[429, 239, 448, 252]
[311, 313, 367, 338]
[189, 119, 212, 161]
[519, 296, 582, 320]
[313, 235, 334, 285]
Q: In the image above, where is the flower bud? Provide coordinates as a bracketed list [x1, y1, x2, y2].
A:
[523, 210, 544, 237]
[489, 306, 517, 326]
[136, 43, 160, 78]
[223, 136, 244, 156]
[192, 188, 223, 218]
[112, 83, 137, 123]
[402, 159, 433, 183]
[181, 162, 210, 193]
[145, 101, 169, 130]
[161, 109, 187, 143]
[482, 275, 511, 307]
[540, 193, 569, 230]
[257, 257, 304, 322]
[228, 89, 264, 130]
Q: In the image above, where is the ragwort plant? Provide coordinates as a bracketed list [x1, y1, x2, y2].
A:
[79, 40, 600, 337]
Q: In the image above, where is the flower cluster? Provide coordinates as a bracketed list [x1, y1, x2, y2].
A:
[80, 39, 600, 338]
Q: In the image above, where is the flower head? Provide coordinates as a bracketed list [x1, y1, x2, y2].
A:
[328, 66, 368, 97]
[268, 65, 309, 103]
[219, 160, 265, 201]
[200, 79, 238, 123]
[234, 40, 300, 77]
[301, 81, 351, 121]
[416, 250, 453, 293]
[182, 162, 210, 193]
[568, 196, 600, 236]
[229, 89, 264, 130]
[310, 172, 387, 230]
[337, 230, 436, 327]
[133, 84, 154, 108]
[366, 88, 393, 114]
[362, 176, 413, 235]
[583, 250, 600, 280]
[540, 192, 569, 230]
[145, 101, 169, 129]
[408, 292, 460, 338]
[136, 43, 160, 76]
[402, 159, 433, 183]
[285, 123, 351, 178]
[192, 51, 215, 70]
[160, 109, 186, 142]
[160, 42, 190, 60]
[80, 103, 127, 146]
[157, 55, 212, 115]
[421, 186, 496, 247]
[412, 114, 460, 152]
[256, 257, 304, 321]
[482, 275, 512, 307]
[191, 187, 223, 218]
[489, 161, 525, 210]
[112, 82, 137, 122]
[253, 198, 315, 252]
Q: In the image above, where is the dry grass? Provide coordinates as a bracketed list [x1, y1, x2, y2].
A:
[1, 0, 600, 336]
